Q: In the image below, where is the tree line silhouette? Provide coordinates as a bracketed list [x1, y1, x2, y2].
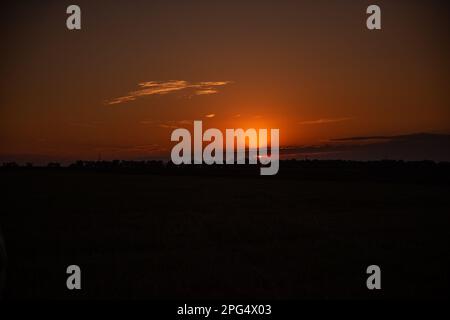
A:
[1, 159, 449, 184]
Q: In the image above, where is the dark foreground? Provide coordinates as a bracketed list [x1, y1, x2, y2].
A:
[0, 163, 449, 299]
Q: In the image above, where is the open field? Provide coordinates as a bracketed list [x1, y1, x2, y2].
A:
[0, 165, 449, 299]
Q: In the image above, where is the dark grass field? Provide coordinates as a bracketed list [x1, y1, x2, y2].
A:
[0, 164, 449, 299]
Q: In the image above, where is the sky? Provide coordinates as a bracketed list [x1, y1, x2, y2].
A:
[1, 0, 449, 163]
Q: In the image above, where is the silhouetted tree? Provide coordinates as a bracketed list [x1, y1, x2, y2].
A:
[47, 162, 61, 168]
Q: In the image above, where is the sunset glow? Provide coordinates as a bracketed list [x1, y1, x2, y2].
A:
[1, 1, 449, 164]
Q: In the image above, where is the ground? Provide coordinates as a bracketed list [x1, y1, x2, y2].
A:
[0, 167, 448, 299]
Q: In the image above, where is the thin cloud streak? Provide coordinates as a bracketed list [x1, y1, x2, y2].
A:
[140, 119, 193, 129]
[299, 117, 353, 125]
[106, 80, 231, 105]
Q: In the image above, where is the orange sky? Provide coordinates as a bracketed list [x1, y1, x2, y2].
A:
[1, 0, 449, 163]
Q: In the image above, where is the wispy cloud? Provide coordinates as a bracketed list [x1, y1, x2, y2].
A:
[106, 80, 231, 105]
[331, 135, 393, 142]
[140, 119, 193, 129]
[299, 117, 353, 125]
[196, 89, 218, 95]
[205, 114, 215, 118]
